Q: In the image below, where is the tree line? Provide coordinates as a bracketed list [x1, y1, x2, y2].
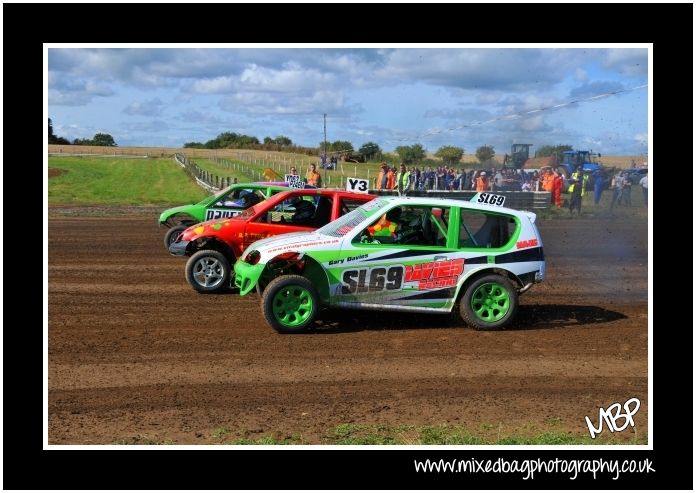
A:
[49, 119, 574, 165]
[49, 118, 117, 146]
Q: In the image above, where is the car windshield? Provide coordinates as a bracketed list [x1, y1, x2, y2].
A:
[317, 198, 387, 237]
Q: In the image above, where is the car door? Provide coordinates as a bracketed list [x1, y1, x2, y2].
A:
[331, 204, 461, 309]
[241, 193, 316, 250]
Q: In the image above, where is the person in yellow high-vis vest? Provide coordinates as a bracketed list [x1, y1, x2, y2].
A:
[394, 163, 411, 195]
[568, 168, 589, 214]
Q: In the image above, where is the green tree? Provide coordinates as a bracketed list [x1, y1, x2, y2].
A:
[92, 133, 117, 146]
[331, 140, 353, 152]
[184, 142, 205, 148]
[435, 145, 464, 166]
[274, 135, 292, 146]
[358, 142, 382, 160]
[263, 136, 274, 144]
[475, 145, 495, 164]
[395, 144, 426, 165]
[48, 118, 70, 144]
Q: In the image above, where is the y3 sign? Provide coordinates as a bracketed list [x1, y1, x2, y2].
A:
[346, 177, 369, 194]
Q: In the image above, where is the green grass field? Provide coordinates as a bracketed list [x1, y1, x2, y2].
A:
[125, 422, 645, 445]
[48, 156, 207, 206]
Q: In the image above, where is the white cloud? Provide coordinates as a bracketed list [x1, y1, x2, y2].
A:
[191, 76, 236, 94]
[633, 133, 648, 147]
[602, 48, 648, 76]
[122, 98, 165, 116]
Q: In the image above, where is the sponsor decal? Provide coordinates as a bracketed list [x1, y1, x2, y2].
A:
[346, 177, 369, 194]
[476, 193, 506, 206]
[516, 238, 538, 249]
[404, 258, 464, 290]
[328, 254, 368, 266]
[341, 266, 404, 294]
[266, 238, 340, 254]
[205, 208, 242, 220]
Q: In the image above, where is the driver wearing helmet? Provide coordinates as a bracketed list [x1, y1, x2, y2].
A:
[290, 199, 316, 225]
[240, 190, 261, 208]
[366, 207, 403, 243]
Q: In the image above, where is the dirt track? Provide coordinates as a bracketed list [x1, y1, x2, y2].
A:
[48, 214, 648, 444]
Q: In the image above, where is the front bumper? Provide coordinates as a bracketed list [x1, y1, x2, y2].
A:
[168, 240, 190, 256]
[234, 260, 266, 296]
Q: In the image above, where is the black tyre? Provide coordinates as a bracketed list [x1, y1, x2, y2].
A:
[261, 275, 319, 333]
[185, 249, 231, 293]
[163, 224, 188, 249]
[459, 274, 518, 330]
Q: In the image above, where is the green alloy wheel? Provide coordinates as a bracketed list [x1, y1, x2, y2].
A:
[262, 275, 319, 333]
[460, 274, 518, 330]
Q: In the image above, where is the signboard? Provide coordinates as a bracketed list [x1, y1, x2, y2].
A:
[284, 175, 305, 189]
[345, 177, 369, 194]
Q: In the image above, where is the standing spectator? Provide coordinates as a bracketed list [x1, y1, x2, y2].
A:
[622, 174, 632, 206]
[610, 171, 625, 211]
[427, 167, 435, 190]
[394, 163, 411, 195]
[455, 168, 465, 190]
[493, 168, 504, 192]
[568, 168, 585, 214]
[592, 170, 604, 205]
[552, 168, 564, 207]
[306, 163, 322, 187]
[639, 174, 648, 206]
[476, 171, 488, 192]
[376, 162, 394, 190]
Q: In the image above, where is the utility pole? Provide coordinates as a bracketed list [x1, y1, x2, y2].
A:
[323, 113, 327, 171]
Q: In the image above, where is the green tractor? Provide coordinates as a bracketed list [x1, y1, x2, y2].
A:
[502, 143, 533, 170]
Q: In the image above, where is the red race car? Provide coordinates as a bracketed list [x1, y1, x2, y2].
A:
[169, 189, 376, 292]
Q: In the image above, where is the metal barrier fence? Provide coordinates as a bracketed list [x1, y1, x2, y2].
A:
[369, 189, 552, 209]
[175, 154, 552, 209]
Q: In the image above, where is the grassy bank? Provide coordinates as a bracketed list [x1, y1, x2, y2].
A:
[48, 156, 207, 206]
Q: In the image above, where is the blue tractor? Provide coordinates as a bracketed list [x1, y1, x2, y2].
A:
[556, 150, 605, 192]
[558, 150, 602, 177]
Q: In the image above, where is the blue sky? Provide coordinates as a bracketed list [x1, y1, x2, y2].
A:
[47, 47, 649, 155]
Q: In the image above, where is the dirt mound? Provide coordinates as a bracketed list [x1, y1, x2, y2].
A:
[48, 167, 67, 178]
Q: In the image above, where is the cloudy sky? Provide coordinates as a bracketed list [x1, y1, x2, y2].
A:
[47, 46, 649, 155]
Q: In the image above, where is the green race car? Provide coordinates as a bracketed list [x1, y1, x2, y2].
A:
[234, 193, 545, 333]
[158, 182, 295, 248]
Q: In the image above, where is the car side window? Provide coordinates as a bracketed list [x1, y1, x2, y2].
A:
[355, 206, 451, 247]
[215, 189, 263, 208]
[459, 210, 515, 248]
[256, 197, 316, 225]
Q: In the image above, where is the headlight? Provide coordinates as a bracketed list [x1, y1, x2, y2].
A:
[245, 250, 261, 265]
